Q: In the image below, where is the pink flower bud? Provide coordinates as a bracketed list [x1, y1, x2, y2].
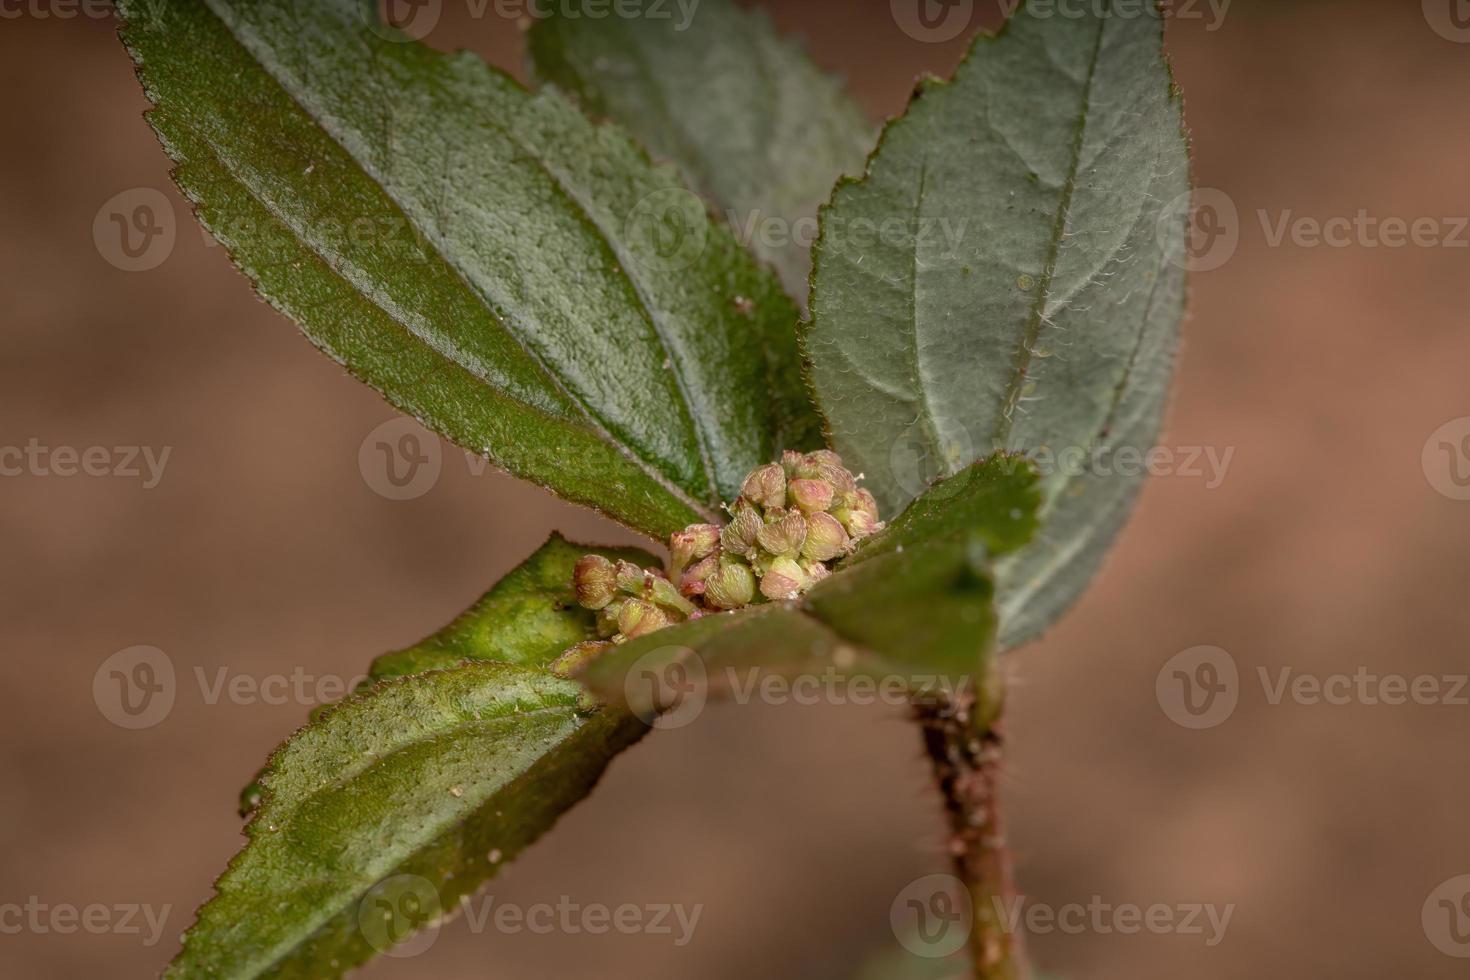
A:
[756, 509, 808, 558]
[668, 523, 720, 578]
[759, 557, 808, 601]
[720, 504, 763, 556]
[739, 463, 787, 511]
[679, 553, 719, 597]
[788, 478, 835, 513]
[801, 511, 849, 562]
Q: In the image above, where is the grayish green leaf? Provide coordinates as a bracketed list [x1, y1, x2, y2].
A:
[803, 1, 1189, 649]
[527, 0, 873, 308]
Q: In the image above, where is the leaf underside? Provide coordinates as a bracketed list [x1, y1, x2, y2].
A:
[120, 0, 820, 539]
[527, 0, 873, 308]
[803, 0, 1190, 649]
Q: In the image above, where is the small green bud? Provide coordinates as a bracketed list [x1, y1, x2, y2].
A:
[614, 559, 648, 596]
[834, 488, 884, 541]
[840, 508, 882, 540]
[596, 601, 624, 639]
[550, 640, 612, 679]
[797, 465, 855, 499]
[801, 511, 849, 562]
[756, 509, 807, 558]
[759, 556, 808, 601]
[787, 477, 834, 514]
[618, 599, 670, 640]
[668, 523, 720, 578]
[740, 463, 786, 511]
[573, 555, 618, 610]
[720, 504, 763, 556]
[645, 573, 697, 617]
[705, 559, 756, 610]
[679, 553, 719, 597]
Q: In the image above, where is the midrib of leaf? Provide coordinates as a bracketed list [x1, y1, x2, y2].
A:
[995, 223, 1181, 626]
[215, 4, 723, 518]
[485, 122, 722, 506]
[272, 703, 573, 818]
[908, 152, 947, 472]
[992, 19, 1108, 448]
[184, 99, 717, 524]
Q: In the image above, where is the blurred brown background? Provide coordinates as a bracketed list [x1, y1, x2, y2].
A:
[4, 1, 1469, 977]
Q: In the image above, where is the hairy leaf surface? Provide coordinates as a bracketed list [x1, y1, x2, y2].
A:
[528, 0, 872, 306]
[175, 662, 645, 978]
[239, 535, 656, 814]
[803, 1, 1190, 648]
[120, 0, 816, 537]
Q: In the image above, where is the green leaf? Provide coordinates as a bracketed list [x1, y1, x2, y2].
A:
[527, 0, 872, 307]
[239, 534, 658, 816]
[119, 0, 818, 538]
[174, 662, 646, 978]
[368, 534, 659, 680]
[579, 456, 1040, 715]
[802, 1, 1190, 649]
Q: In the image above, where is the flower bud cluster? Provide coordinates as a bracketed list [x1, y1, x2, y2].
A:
[572, 450, 884, 643]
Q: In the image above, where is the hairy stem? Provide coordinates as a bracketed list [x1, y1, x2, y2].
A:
[914, 667, 1028, 980]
